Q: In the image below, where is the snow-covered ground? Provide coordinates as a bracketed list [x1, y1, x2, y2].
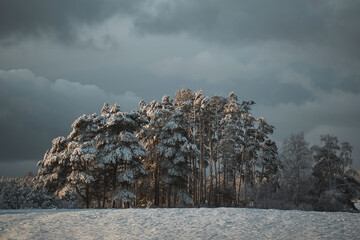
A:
[1, 207, 359, 240]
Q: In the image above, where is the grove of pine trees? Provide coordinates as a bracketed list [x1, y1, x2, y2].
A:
[1, 89, 359, 211]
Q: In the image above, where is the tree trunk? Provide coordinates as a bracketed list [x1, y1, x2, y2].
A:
[209, 122, 213, 206]
[238, 168, 242, 205]
[112, 161, 118, 208]
[102, 167, 108, 208]
[199, 119, 204, 204]
[217, 146, 220, 191]
[154, 158, 159, 206]
[167, 185, 171, 208]
[233, 168, 236, 206]
[204, 164, 207, 204]
[85, 186, 90, 208]
[223, 158, 227, 205]
[296, 162, 300, 206]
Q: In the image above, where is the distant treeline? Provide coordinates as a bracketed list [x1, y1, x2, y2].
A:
[1, 89, 359, 212]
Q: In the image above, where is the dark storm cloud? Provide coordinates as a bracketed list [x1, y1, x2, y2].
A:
[0, 69, 141, 162]
[254, 89, 360, 168]
[3, 0, 360, 53]
[134, 0, 360, 58]
[1, 0, 360, 175]
[0, 0, 141, 44]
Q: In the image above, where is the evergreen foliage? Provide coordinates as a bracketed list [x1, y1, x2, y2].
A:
[2, 88, 358, 212]
[311, 135, 359, 211]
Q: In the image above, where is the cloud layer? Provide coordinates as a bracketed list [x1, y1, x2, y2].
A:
[255, 89, 360, 167]
[0, 69, 141, 162]
[0, 0, 359, 175]
[135, 1, 360, 51]
[2, 1, 360, 58]
[0, 0, 141, 44]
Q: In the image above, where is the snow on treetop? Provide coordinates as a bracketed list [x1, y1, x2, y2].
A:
[167, 167, 182, 177]
[102, 152, 116, 163]
[173, 155, 185, 164]
[164, 147, 175, 158]
[58, 152, 70, 164]
[41, 154, 58, 167]
[115, 146, 132, 161]
[161, 133, 187, 146]
[81, 153, 96, 162]
[155, 145, 175, 158]
[50, 137, 67, 152]
[228, 92, 238, 102]
[103, 143, 115, 152]
[67, 141, 79, 149]
[118, 169, 136, 183]
[71, 114, 88, 129]
[163, 120, 178, 131]
[112, 190, 136, 202]
[130, 145, 147, 158]
[154, 117, 164, 126]
[109, 104, 120, 114]
[161, 95, 172, 104]
[180, 142, 199, 154]
[177, 191, 194, 206]
[160, 175, 171, 183]
[67, 172, 94, 184]
[119, 131, 138, 142]
[48, 172, 59, 181]
[57, 184, 75, 199]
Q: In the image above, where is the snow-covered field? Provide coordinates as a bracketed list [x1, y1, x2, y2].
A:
[1, 207, 359, 240]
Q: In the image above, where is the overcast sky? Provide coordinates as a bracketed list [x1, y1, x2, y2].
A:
[1, 0, 359, 177]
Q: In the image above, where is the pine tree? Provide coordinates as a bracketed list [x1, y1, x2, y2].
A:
[138, 96, 198, 207]
[98, 103, 147, 208]
[312, 135, 358, 211]
[38, 103, 146, 208]
[220, 92, 244, 205]
[174, 88, 197, 202]
[201, 95, 227, 205]
[158, 109, 198, 207]
[137, 99, 170, 206]
[238, 100, 256, 204]
[280, 133, 312, 205]
[312, 135, 342, 190]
